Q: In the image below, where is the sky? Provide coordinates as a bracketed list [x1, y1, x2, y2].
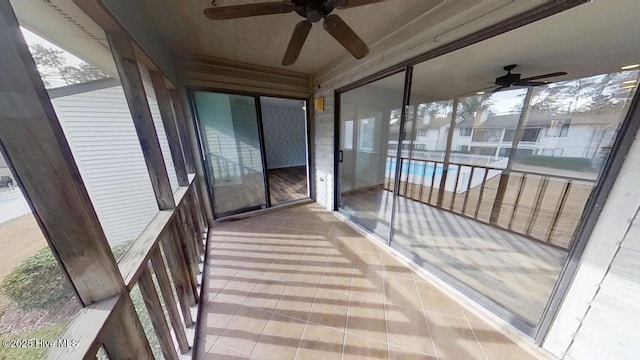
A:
[20, 27, 85, 87]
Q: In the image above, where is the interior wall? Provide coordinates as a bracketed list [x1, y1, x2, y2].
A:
[261, 104, 307, 169]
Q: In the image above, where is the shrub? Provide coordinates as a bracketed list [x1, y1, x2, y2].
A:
[1, 241, 132, 310]
[515, 155, 593, 171]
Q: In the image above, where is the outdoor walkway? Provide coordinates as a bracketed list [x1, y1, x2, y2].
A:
[196, 203, 541, 360]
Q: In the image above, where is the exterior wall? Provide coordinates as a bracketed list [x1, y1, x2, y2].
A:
[542, 126, 640, 359]
[52, 84, 178, 244]
[313, 88, 335, 210]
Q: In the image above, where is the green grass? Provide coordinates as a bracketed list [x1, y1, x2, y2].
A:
[0, 322, 69, 360]
[515, 155, 593, 171]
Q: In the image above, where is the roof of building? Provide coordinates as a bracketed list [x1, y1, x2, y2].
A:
[47, 77, 120, 99]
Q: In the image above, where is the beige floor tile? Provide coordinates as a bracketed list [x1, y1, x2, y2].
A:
[199, 299, 242, 344]
[307, 288, 349, 329]
[386, 305, 435, 355]
[215, 305, 272, 356]
[384, 277, 422, 310]
[295, 324, 344, 360]
[427, 313, 486, 360]
[273, 284, 318, 322]
[415, 281, 467, 318]
[342, 332, 388, 359]
[199, 204, 544, 360]
[346, 298, 387, 344]
[201, 343, 250, 360]
[388, 344, 437, 360]
[467, 320, 537, 360]
[250, 313, 307, 360]
[243, 278, 287, 312]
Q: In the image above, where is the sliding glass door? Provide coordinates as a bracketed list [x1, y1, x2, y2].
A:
[337, 71, 406, 241]
[192, 90, 310, 218]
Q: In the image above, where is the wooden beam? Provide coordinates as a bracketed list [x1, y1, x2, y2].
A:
[47, 296, 120, 360]
[169, 89, 196, 174]
[102, 294, 154, 359]
[138, 268, 179, 360]
[0, 0, 125, 305]
[118, 211, 173, 287]
[161, 227, 195, 326]
[151, 71, 189, 186]
[150, 248, 190, 353]
[177, 84, 215, 225]
[107, 31, 175, 210]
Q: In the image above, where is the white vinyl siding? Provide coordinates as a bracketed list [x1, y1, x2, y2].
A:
[52, 85, 170, 245]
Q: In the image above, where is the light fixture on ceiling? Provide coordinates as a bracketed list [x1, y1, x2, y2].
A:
[476, 91, 485, 95]
[623, 80, 637, 85]
[621, 64, 640, 70]
[622, 84, 636, 90]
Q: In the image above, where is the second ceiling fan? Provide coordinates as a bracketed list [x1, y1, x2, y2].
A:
[204, 0, 384, 65]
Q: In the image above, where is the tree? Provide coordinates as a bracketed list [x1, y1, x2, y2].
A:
[29, 43, 109, 87]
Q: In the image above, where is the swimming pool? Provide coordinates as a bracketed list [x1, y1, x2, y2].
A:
[385, 159, 458, 177]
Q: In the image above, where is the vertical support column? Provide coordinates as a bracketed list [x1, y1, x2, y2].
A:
[161, 230, 195, 326]
[138, 268, 179, 360]
[150, 248, 190, 353]
[437, 97, 459, 207]
[103, 295, 154, 359]
[107, 31, 175, 210]
[176, 85, 215, 225]
[151, 71, 189, 187]
[489, 87, 535, 223]
[169, 89, 196, 174]
[0, 0, 125, 305]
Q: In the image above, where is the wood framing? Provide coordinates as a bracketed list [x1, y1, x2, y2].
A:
[151, 71, 189, 186]
[0, 0, 125, 305]
[107, 31, 175, 210]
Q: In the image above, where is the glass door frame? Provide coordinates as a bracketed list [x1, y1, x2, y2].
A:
[333, 47, 640, 343]
[189, 86, 312, 218]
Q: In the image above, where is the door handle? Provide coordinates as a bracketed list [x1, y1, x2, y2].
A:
[339, 150, 344, 163]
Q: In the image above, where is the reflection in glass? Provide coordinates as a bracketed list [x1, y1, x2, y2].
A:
[260, 97, 309, 205]
[338, 71, 406, 240]
[193, 91, 267, 216]
[387, 52, 638, 325]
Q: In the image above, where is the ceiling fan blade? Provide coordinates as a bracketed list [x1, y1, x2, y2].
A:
[492, 85, 510, 93]
[521, 71, 567, 82]
[515, 80, 551, 87]
[323, 14, 368, 59]
[282, 20, 312, 66]
[204, 1, 295, 20]
[333, 0, 385, 9]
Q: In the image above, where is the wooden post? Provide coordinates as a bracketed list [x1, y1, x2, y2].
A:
[0, 0, 125, 305]
[138, 268, 179, 360]
[162, 227, 197, 320]
[176, 208, 201, 279]
[103, 294, 154, 359]
[150, 248, 190, 353]
[150, 71, 189, 187]
[176, 85, 215, 225]
[107, 31, 175, 210]
[169, 89, 196, 174]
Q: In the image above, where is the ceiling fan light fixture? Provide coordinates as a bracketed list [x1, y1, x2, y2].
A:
[623, 79, 637, 85]
[621, 64, 640, 70]
[476, 91, 485, 95]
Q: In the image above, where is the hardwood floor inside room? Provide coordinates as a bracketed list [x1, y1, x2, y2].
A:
[268, 166, 308, 204]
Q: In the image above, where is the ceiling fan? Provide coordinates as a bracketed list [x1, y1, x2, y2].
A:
[478, 64, 568, 93]
[203, 0, 384, 65]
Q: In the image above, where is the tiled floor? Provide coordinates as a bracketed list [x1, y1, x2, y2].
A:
[197, 203, 540, 360]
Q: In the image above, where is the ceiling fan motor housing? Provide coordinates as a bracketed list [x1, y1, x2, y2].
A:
[293, 0, 335, 22]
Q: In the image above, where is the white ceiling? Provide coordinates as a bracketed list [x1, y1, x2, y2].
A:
[370, 0, 640, 100]
[140, 0, 444, 73]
